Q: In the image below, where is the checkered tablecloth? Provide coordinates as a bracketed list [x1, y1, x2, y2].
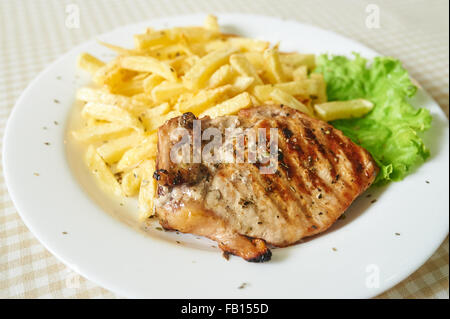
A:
[0, 0, 448, 299]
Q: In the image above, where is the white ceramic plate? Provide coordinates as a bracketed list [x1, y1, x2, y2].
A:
[3, 13, 449, 299]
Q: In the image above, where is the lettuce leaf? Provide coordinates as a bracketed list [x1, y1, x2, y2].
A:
[315, 53, 432, 185]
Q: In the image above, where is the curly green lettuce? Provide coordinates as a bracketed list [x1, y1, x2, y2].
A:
[315, 53, 432, 184]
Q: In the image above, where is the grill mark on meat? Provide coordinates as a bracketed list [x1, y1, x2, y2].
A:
[299, 121, 334, 194]
[256, 176, 279, 220]
[259, 178, 297, 228]
[284, 138, 311, 195]
[306, 126, 339, 180]
[327, 128, 365, 189]
[275, 119, 314, 197]
[294, 120, 349, 207]
[273, 121, 318, 223]
[244, 171, 276, 228]
[256, 170, 292, 223]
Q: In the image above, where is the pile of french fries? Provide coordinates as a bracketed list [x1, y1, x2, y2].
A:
[74, 15, 373, 219]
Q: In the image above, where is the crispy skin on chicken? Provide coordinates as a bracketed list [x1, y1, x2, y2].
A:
[153, 105, 378, 262]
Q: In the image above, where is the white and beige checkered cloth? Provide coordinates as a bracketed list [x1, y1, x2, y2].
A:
[0, 0, 448, 299]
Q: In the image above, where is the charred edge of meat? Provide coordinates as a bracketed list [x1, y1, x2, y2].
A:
[247, 249, 272, 263]
[153, 169, 182, 186]
[153, 169, 168, 181]
[178, 112, 197, 129]
[282, 127, 293, 139]
[154, 164, 210, 186]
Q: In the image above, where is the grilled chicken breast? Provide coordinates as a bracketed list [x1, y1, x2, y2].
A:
[154, 105, 378, 262]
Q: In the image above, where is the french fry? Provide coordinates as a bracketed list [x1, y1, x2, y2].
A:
[138, 159, 157, 219]
[121, 167, 142, 197]
[85, 146, 123, 197]
[204, 14, 220, 32]
[143, 74, 165, 93]
[310, 73, 327, 104]
[293, 65, 308, 81]
[200, 92, 252, 118]
[269, 88, 314, 116]
[165, 55, 189, 71]
[145, 110, 182, 132]
[76, 88, 138, 111]
[176, 55, 200, 76]
[230, 76, 254, 95]
[227, 37, 269, 52]
[202, 37, 268, 55]
[249, 93, 261, 106]
[130, 93, 153, 107]
[82, 102, 144, 132]
[97, 132, 144, 164]
[253, 80, 319, 101]
[93, 59, 134, 90]
[276, 80, 319, 97]
[282, 66, 295, 82]
[208, 64, 235, 88]
[229, 54, 263, 86]
[134, 30, 173, 50]
[98, 41, 136, 56]
[243, 52, 265, 70]
[77, 53, 105, 74]
[140, 102, 170, 125]
[132, 72, 151, 81]
[135, 26, 217, 52]
[116, 133, 158, 172]
[85, 118, 100, 127]
[92, 60, 120, 86]
[202, 40, 229, 53]
[72, 123, 132, 143]
[120, 56, 178, 82]
[172, 26, 218, 43]
[113, 78, 145, 96]
[183, 48, 238, 90]
[177, 85, 232, 114]
[314, 99, 374, 122]
[264, 48, 286, 83]
[148, 44, 190, 60]
[280, 53, 316, 70]
[151, 81, 188, 103]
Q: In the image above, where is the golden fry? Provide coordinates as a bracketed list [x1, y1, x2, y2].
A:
[314, 99, 373, 122]
[138, 159, 157, 219]
[293, 65, 308, 81]
[85, 146, 123, 197]
[310, 73, 327, 104]
[208, 64, 235, 88]
[151, 81, 187, 103]
[177, 85, 232, 114]
[200, 92, 252, 118]
[120, 56, 178, 82]
[229, 54, 263, 86]
[280, 53, 316, 70]
[253, 80, 319, 102]
[264, 48, 286, 83]
[77, 53, 105, 74]
[72, 123, 132, 143]
[269, 88, 314, 116]
[204, 14, 220, 32]
[96, 132, 144, 164]
[121, 167, 142, 197]
[183, 48, 238, 90]
[116, 133, 158, 172]
[82, 102, 144, 132]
